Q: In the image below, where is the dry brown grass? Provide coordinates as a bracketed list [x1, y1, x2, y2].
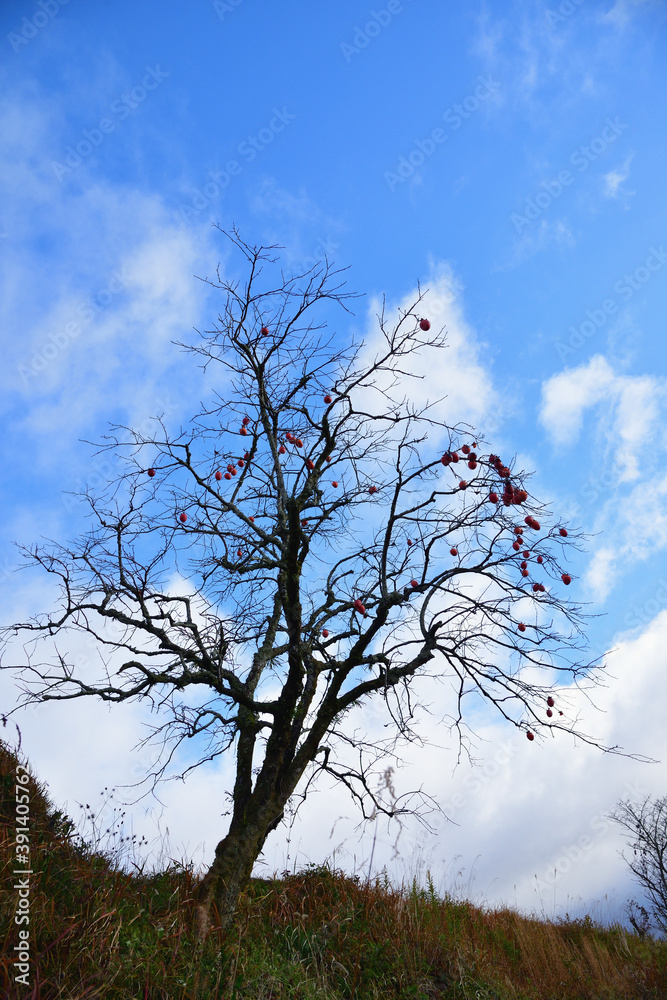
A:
[2, 739, 665, 999]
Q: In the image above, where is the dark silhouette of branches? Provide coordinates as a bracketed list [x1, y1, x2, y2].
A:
[1, 227, 651, 938]
[611, 794, 667, 937]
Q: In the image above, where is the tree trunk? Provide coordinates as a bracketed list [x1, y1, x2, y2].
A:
[195, 802, 284, 940]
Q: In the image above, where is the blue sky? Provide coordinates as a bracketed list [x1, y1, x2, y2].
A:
[2, 0, 667, 933]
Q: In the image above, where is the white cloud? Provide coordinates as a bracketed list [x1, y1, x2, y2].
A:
[602, 153, 635, 205]
[611, 474, 667, 560]
[0, 197, 222, 490]
[539, 355, 616, 447]
[540, 357, 667, 603]
[0, 77, 227, 478]
[603, 166, 628, 199]
[540, 357, 664, 469]
[471, 8, 506, 63]
[355, 261, 500, 443]
[599, 0, 657, 29]
[540, 357, 667, 472]
[584, 546, 618, 603]
[612, 374, 661, 480]
[495, 217, 578, 272]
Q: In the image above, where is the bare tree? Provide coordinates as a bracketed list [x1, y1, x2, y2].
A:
[610, 795, 667, 938]
[0, 228, 643, 940]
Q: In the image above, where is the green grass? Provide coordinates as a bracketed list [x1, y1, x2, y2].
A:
[2, 740, 666, 999]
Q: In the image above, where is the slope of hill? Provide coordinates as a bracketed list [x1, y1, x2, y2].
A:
[1, 739, 666, 999]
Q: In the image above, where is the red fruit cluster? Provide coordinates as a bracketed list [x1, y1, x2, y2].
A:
[503, 485, 528, 506]
[419, 318, 431, 331]
[488, 454, 528, 506]
[525, 516, 540, 530]
[489, 454, 511, 479]
[353, 598, 366, 615]
[532, 583, 546, 593]
[306, 459, 315, 470]
[561, 574, 572, 585]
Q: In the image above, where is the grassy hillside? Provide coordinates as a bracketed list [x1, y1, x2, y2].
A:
[1, 739, 666, 999]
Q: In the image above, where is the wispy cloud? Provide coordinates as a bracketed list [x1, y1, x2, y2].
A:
[0, 78, 224, 473]
[540, 356, 667, 600]
[599, 0, 658, 29]
[602, 152, 635, 205]
[496, 217, 577, 271]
